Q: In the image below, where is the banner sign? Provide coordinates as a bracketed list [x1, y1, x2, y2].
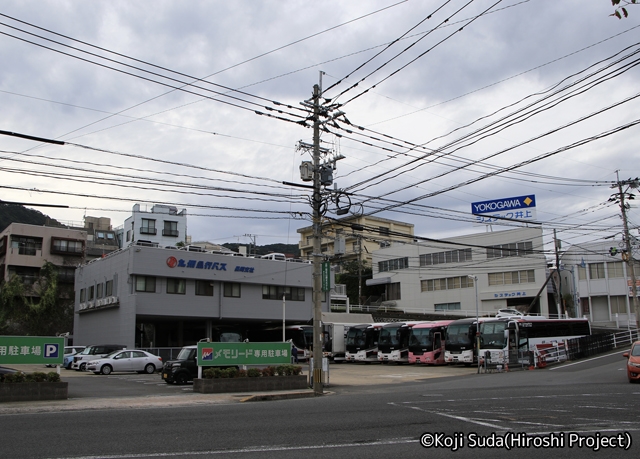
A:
[471, 195, 537, 223]
[322, 261, 331, 292]
[197, 342, 290, 366]
[0, 336, 65, 365]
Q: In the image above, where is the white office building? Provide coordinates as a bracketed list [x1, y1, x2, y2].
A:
[560, 241, 638, 328]
[368, 227, 550, 317]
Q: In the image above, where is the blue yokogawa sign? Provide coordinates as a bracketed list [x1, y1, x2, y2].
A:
[471, 195, 536, 223]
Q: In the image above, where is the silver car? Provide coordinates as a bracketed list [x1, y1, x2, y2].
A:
[86, 350, 163, 375]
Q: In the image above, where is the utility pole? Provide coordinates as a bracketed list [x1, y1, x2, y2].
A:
[554, 229, 564, 317]
[613, 173, 640, 329]
[311, 83, 324, 395]
[298, 75, 347, 395]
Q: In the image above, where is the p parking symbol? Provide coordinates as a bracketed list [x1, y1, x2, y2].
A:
[44, 344, 59, 358]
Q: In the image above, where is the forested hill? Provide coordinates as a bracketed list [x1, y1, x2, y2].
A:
[0, 204, 63, 232]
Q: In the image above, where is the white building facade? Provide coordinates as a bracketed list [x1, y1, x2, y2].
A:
[121, 204, 187, 248]
[560, 241, 638, 328]
[368, 227, 550, 317]
[73, 242, 327, 348]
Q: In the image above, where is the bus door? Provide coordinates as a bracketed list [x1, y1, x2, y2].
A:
[433, 331, 443, 362]
[507, 328, 518, 365]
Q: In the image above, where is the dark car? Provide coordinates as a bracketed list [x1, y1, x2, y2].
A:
[0, 366, 18, 382]
[161, 345, 198, 385]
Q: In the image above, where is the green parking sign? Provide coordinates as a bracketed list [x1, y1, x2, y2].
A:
[0, 336, 65, 365]
[197, 342, 290, 366]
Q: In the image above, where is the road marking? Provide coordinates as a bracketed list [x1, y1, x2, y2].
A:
[44, 437, 417, 458]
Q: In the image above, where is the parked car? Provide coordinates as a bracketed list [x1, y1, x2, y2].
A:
[72, 344, 127, 371]
[161, 345, 198, 385]
[47, 346, 86, 368]
[0, 366, 17, 382]
[495, 308, 524, 318]
[86, 350, 163, 375]
[623, 341, 640, 383]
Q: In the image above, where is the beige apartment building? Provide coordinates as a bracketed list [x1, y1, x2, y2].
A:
[0, 222, 87, 286]
[297, 215, 415, 267]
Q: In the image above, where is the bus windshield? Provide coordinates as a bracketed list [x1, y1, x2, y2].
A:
[378, 327, 401, 346]
[346, 327, 367, 347]
[410, 328, 433, 348]
[446, 324, 473, 346]
[480, 321, 507, 349]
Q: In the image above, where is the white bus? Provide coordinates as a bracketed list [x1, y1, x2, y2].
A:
[478, 317, 591, 366]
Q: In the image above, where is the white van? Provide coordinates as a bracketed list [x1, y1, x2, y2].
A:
[261, 253, 286, 261]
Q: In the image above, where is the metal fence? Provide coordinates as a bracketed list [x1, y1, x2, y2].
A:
[567, 328, 639, 360]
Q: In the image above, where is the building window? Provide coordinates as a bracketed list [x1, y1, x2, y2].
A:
[378, 257, 409, 273]
[140, 219, 157, 235]
[79, 288, 86, 302]
[610, 295, 628, 315]
[420, 249, 472, 266]
[488, 270, 535, 286]
[88, 285, 94, 301]
[96, 283, 104, 299]
[126, 230, 131, 242]
[378, 226, 390, 236]
[195, 280, 213, 296]
[135, 276, 156, 292]
[57, 267, 75, 283]
[421, 276, 473, 292]
[105, 280, 113, 296]
[588, 263, 605, 280]
[486, 241, 533, 259]
[608, 261, 624, 278]
[262, 286, 305, 301]
[106, 232, 115, 241]
[435, 302, 461, 311]
[387, 282, 401, 301]
[577, 265, 587, 280]
[96, 231, 105, 240]
[10, 236, 43, 256]
[163, 221, 179, 237]
[224, 282, 241, 298]
[166, 278, 186, 294]
[51, 238, 84, 255]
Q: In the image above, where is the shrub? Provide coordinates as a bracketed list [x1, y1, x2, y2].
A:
[0, 371, 62, 383]
[46, 372, 61, 382]
[247, 368, 261, 377]
[261, 366, 275, 377]
[25, 372, 48, 383]
[223, 368, 238, 378]
[237, 369, 247, 378]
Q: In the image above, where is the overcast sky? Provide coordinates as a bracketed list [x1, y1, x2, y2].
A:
[0, 0, 639, 256]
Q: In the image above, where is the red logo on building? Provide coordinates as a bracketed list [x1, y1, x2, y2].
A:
[166, 256, 178, 268]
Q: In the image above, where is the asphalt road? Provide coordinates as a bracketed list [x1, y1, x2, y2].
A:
[0, 351, 637, 459]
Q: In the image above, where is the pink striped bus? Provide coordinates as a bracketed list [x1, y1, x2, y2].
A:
[408, 320, 454, 365]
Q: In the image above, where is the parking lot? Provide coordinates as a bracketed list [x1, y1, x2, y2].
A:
[1, 360, 478, 411]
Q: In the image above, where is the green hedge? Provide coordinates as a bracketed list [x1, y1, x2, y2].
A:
[203, 365, 302, 379]
[1, 371, 61, 383]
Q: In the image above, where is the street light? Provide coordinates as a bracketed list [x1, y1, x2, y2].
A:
[468, 275, 480, 374]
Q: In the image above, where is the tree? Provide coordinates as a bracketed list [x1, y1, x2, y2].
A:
[335, 259, 385, 306]
[611, 0, 638, 19]
[0, 261, 74, 336]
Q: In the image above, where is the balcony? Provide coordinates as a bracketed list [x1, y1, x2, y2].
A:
[140, 227, 157, 235]
[162, 229, 179, 237]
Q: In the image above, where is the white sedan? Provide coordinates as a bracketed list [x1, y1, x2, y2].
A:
[86, 350, 163, 375]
